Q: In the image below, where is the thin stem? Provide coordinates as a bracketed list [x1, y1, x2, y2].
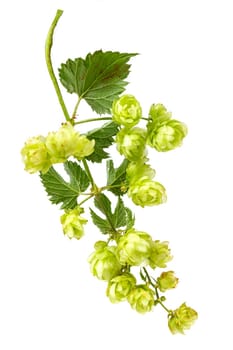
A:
[74, 117, 112, 125]
[79, 194, 94, 206]
[143, 267, 156, 288]
[72, 97, 82, 118]
[157, 300, 172, 314]
[82, 159, 97, 190]
[45, 9, 71, 122]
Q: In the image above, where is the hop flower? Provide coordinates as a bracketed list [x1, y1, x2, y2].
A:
[147, 119, 187, 152]
[106, 273, 136, 303]
[127, 160, 155, 184]
[46, 123, 95, 163]
[60, 207, 87, 240]
[112, 94, 142, 128]
[116, 228, 153, 266]
[157, 271, 179, 292]
[116, 127, 147, 161]
[127, 285, 154, 314]
[21, 136, 51, 174]
[149, 240, 173, 269]
[128, 178, 167, 207]
[73, 134, 95, 160]
[148, 103, 172, 127]
[88, 245, 122, 281]
[168, 303, 198, 334]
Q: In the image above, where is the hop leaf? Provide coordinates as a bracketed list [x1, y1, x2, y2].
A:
[40, 161, 89, 209]
[59, 50, 137, 114]
[86, 122, 119, 163]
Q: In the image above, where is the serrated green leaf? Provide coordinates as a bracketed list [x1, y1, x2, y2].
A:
[40, 167, 79, 209]
[86, 122, 119, 163]
[125, 207, 135, 229]
[64, 161, 90, 192]
[113, 197, 127, 228]
[90, 208, 112, 234]
[59, 50, 137, 114]
[106, 158, 129, 196]
[94, 193, 112, 216]
[40, 161, 89, 209]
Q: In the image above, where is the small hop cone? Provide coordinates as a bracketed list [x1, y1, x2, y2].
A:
[127, 285, 155, 314]
[128, 178, 167, 207]
[88, 245, 122, 281]
[60, 207, 87, 240]
[116, 228, 153, 266]
[157, 271, 179, 292]
[46, 123, 95, 163]
[21, 136, 51, 174]
[148, 103, 172, 128]
[116, 127, 147, 161]
[112, 94, 142, 128]
[127, 160, 156, 184]
[147, 119, 187, 152]
[168, 303, 198, 334]
[106, 273, 136, 303]
[149, 240, 172, 269]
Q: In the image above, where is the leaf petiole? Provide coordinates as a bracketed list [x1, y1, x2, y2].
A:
[74, 117, 112, 125]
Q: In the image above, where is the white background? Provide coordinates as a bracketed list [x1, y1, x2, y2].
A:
[1, 0, 233, 349]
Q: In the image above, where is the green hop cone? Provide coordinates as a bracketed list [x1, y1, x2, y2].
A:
[127, 160, 155, 184]
[112, 94, 142, 128]
[106, 273, 136, 303]
[148, 103, 172, 128]
[46, 123, 95, 163]
[147, 119, 188, 152]
[116, 228, 153, 266]
[149, 240, 173, 269]
[60, 207, 87, 240]
[21, 136, 51, 174]
[88, 245, 122, 281]
[116, 127, 147, 161]
[168, 303, 198, 334]
[128, 178, 167, 207]
[157, 271, 179, 292]
[127, 285, 154, 314]
[73, 134, 95, 160]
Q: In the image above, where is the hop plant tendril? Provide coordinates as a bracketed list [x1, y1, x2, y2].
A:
[21, 9, 197, 334]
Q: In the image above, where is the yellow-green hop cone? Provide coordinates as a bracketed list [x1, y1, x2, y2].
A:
[106, 273, 136, 303]
[88, 245, 122, 281]
[116, 228, 153, 266]
[73, 134, 95, 160]
[21, 136, 51, 174]
[116, 127, 147, 161]
[60, 207, 87, 240]
[149, 240, 172, 269]
[148, 103, 172, 128]
[157, 271, 179, 292]
[46, 123, 95, 163]
[128, 178, 167, 207]
[127, 285, 155, 314]
[112, 94, 142, 128]
[127, 160, 155, 184]
[147, 119, 188, 152]
[168, 303, 198, 334]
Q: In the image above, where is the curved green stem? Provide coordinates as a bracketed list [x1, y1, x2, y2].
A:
[45, 9, 71, 122]
[157, 300, 172, 314]
[72, 97, 82, 118]
[74, 117, 112, 125]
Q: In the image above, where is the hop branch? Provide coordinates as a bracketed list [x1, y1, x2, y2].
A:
[20, 9, 197, 335]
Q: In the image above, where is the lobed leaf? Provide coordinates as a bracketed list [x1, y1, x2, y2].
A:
[59, 50, 137, 114]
